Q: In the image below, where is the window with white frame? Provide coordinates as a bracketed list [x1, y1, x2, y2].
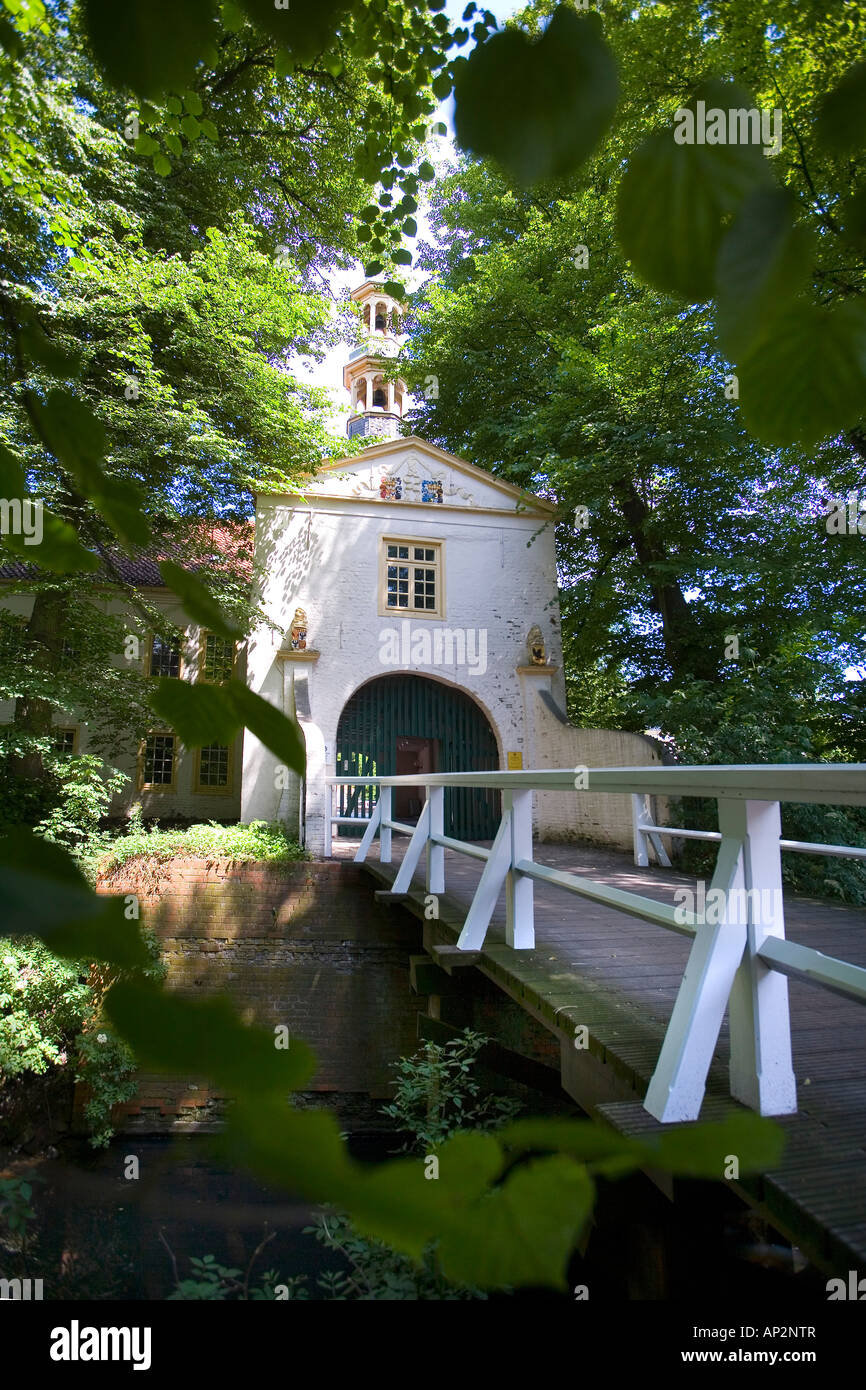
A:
[141, 732, 177, 789]
[380, 538, 443, 618]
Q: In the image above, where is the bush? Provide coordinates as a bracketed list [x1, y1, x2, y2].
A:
[36, 754, 128, 860]
[381, 1028, 521, 1152]
[0, 930, 165, 1148]
[95, 818, 306, 878]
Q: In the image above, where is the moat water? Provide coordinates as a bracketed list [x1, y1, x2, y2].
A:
[2, 1132, 831, 1302]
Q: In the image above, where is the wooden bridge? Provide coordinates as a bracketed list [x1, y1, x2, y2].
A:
[328, 765, 866, 1280]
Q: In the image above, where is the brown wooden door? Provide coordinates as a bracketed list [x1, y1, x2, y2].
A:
[394, 736, 437, 821]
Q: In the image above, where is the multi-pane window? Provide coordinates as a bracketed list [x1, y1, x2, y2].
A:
[383, 540, 441, 616]
[201, 633, 236, 683]
[197, 743, 230, 792]
[142, 733, 176, 788]
[149, 634, 181, 678]
[53, 728, 76, 757]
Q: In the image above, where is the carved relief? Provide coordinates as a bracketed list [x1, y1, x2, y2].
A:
[349, 454, 475, 505]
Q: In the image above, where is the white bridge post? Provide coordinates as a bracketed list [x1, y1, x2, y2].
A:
[728, 799, 797, 1116]
[427, 785, 444, 895]
[644, 796, 797, 1121]
[505, 789, 534, 949]
[379, 784, 392, 864]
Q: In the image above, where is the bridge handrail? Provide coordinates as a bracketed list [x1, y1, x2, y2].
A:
[328, 763, 866, 803]
[325, 765, 866, 1124]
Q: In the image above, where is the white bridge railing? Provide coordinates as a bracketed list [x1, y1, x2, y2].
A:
[326, 765, 866, 1124]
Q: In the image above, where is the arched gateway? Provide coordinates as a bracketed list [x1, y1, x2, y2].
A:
[335, 674, 501, 840]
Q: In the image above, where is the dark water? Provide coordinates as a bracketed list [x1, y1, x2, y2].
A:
[3, 1133, 831, 1302]
[4, 1133, 384, 1301]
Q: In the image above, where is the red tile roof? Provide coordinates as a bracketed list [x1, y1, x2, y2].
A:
[0, 519, 254, 585]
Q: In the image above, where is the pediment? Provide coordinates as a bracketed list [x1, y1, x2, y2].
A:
[299, 436, 554, 516]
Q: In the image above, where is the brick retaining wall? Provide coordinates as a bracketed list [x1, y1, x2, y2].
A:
[88, 859, 426, 1132]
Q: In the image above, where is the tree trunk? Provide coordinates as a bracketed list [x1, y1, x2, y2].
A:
[611, 477, 718, 683]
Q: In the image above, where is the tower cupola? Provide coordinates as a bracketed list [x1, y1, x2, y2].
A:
[343, 281, 408, 442]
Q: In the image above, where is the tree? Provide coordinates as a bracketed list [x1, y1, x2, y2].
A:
[402, 1, 865, 746]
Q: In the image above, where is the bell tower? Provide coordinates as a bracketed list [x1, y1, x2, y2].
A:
[343, 281, 408, 442]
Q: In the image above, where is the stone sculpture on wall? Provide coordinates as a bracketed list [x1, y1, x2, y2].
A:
[527, 625, 547, 666]
[289, 607, 308, 651]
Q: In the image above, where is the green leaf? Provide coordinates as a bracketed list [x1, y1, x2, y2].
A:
[418, 161, 435, 181]
[843, 184, 866, 252]
[498, 1116, 643, 1163]
[133, 133, 159, 157]
[393, 248, 412, 265]
[27, 390, 150, 547]
[181, 114, 201, 141]
[220, 1, 245, 34]
[151, 677, 237, 744]
[200, 119, 219, 142]
[151, 678, 306, 776]
[158, 559, 243, 640]
[382, 280, 405, 299]
[238, 0, 348, 61]
[81, 0, 216, 99]
[18, 322, 81, 377]
[0, 504, 100, 574]
[0, 440, 27, 495]
[274, 48, 294, 80]
[643, 1112, 786, 1177]
[0, 831, 151, 968]
[715, 187, 814, 359]
[736, 299, 866, 446]
[617, 81, 772, 301]
[454, 8, 619, 185]
[817, 59, 866, 153]
[218, 1097, 358, 1201]
[182, 90, 203, 115]
[166, 96, 183, 115]
[364, 260, 383, 278]
[439, 1155, 594, 1289]
[153, 152, 172, 176]
[0, 14, 24, 58]
[349, 1131, 504, 1258]
[164, 133, 183, 157]
[229, 682, 306, 776]
[105, 980, 316, 1092]
[401, 217, 417, 237]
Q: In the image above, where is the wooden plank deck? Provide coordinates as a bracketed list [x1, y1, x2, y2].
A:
[335, 837, 866, 1276]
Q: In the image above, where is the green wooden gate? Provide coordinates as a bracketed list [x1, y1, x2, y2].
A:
[335, 674, 501, 840]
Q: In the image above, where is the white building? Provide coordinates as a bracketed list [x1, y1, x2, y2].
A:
[241, 282, 660, 854]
